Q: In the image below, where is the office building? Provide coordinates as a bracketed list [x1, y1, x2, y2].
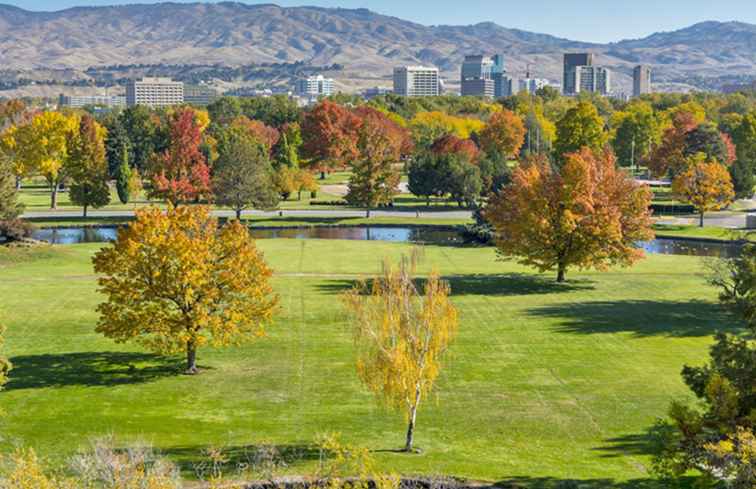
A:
[563, 53, 594, 95]
[295, 75, 334, 97]
[518, 78, 550, 94]
[565, 65, 611, 96]
[59, 94, 126, 108]
[184, 84, 219, 106]
[633, 65, 652, 97]
[363, 86, 393, 99]
[461, 55, 496, 98]
[126, 78, 184, 108]
[393, 66, 440, 97]
[495, 75, 519, 97]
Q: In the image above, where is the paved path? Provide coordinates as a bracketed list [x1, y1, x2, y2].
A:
[23, 208, 474, 221]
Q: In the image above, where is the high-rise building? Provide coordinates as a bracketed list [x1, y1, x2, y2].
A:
[633, 65, 652, 97]
[295, 75, 335, 97]
[184, 84, 219, 106]
[460, 55, 496, 98]
[393, 66, 440, 97]
[126, 78, 184, 108]
[563, 53, 594, 95]
[564, 64, 611, 96]
[59, 94, 126, 108]
[363, 86, 393, 99]
[518, 78, 550, 94]
[496, 75, 519, 97]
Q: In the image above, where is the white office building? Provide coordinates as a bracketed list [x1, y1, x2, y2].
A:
[518, 78, 550, 94]
[59, 94, 126, 108]
[126, 78, 184, 108]
[295, 75, 334, 97]
[567, 66, 611, 95]
[393, 66, 440, 97]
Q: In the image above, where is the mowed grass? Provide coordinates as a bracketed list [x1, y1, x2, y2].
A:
[0, 240, 738, 486]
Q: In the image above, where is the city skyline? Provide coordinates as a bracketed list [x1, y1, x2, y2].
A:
[4, 0, 755, 43]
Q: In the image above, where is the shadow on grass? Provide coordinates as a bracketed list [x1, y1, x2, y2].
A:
[316, 274, 594, 297]
[6, 351, 181, 390]
[528, 300, 738, 338]
[162, 443, 320, 476]
[593, 432, 658, 459]
[495, 476, 698, 489]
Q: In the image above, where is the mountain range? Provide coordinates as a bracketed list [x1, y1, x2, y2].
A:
[0, 2, 754, 94]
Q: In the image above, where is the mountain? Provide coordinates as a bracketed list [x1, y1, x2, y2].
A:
[0, 2, 753, 93]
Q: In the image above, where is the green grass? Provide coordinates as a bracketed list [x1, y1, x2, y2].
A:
[653, 224, 753, 242]
[0, 240, 735, 487]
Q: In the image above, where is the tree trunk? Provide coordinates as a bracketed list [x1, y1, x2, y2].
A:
[236, 208, 242, 220]
[50, 186, 58, 210]
[404, 386, 422, 452]
[186, 340, 198, 374]
[366, 208, 371, 218]
[699, 211, 705, 228]
[15, 176, 21, 191]
[556, 262, 566, 283]
[83, 204, 88, 218]
[320, 171, 326, 180]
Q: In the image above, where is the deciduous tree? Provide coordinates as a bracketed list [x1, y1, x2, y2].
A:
[148, 108, 212, 205]
[731, 111, 756, 198]
[343, 251, 458, 452]
[553, 101, 607, 163]
[345, 107, 404, 216]
[672, 154, 735, 227]
[231, 116, 280, 154]
[212, 127, 278, 219]
[68, 114, 111, 217]
[430, 134, 480, 162]
[92, 205, 278, 374]
[302, 100, 360, 178]
[486, 149, 653, 282]
[478, 108, 526, 159]
[610, 101, 662, 168]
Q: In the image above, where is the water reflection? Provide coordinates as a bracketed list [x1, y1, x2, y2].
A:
[32, 226, 742, 257]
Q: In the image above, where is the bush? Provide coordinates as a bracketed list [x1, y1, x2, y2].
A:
[310, 200, 348, 206]
[0, 219, 34, 243]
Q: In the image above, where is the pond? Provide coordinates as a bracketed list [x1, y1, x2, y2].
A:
[31, 226, 743, 258]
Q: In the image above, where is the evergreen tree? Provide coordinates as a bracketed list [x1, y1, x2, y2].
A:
[116, 147, 132, 205]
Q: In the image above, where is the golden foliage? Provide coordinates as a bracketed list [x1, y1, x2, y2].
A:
[342, 251, 458, 450]
[0, 449, 76, 489]
[92, 205, 278, 372]
[486, 149, 654, 282]
[14, 111, 79, 183]
[672, 154, 735, 224]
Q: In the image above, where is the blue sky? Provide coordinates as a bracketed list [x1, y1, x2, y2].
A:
[5, 0, 756, 43]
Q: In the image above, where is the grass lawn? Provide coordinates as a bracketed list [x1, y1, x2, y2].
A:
[653, 223, 753, 242]
[0, 240, 737, 487]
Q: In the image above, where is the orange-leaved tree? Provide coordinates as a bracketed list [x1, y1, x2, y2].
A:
[92, 205, 278, 374]
[301, 100, 360, 179]
[672, 153, 735, 227]
[486, 149, 654, 282]
[342, 251, 458, 453]
[478, 108, 526, 159]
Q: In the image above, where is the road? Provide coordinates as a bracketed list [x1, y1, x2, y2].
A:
[22, 208, 475, 220]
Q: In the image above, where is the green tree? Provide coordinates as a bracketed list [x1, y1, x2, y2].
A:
[116, 147, 132, 205]
[101, 111, 131, 178]
[731, 111, 756, 198]
[274, 122, 303, 169]
[553, 101, 607, 163]
[212, 127, 279, 219]
[445, 155, 482, 207]
[120, 106, 159, 172]
[407, 151, 446, 206]
[68, 114, 111, 217]
[0, 146, 23, 222]
[207, 96, 243, 126]
[611, 102, 662, 169]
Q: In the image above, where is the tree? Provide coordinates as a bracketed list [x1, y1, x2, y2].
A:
[444, 154, 482, 207]
[610, 102, 662, 169]
[485, 149, 654, 282]
[345, 107, 404, 216]
[148, 108, 212, 205]
[0, 143, 23, 222]
[120, 105, 159, 172]
[272, 166, 298, 201]
[212, 127, 279, 219]
[407, 151, 446, 206]
[101, 111, 131, 178]
[92, 205, 278, 374]
[672, 154, 735, 227]
[342, 252, 458, 452]
[207, 96, 243, 126]
[116, 147, 132, 205]
[68, 114, 111, 217]
[730, 111, 756, 198]
[295, 169, 317, 200]
[14, 111, 79, 209]
[409, 111, 484, 150]
[231, 116, 280, 154]
[647, 111, 704, 177]
[478, 108, 526, 159]
[553, 101, 607, 163]
[301, 100, 360, 178]
[274, 122, 303, 169]
[685, 122, 737, 165]
[430, 134, 480, 162]
[0, 314, 12, 389]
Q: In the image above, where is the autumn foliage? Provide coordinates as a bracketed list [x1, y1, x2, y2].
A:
[148, 108, 212, 205]
[478, 108, 526, 159]
[343, 251, 458, 452]
[430, 134, 480, 162]
[302, 100, 360, 175]
[672, 154, 735, 227]
[486, 149, 654, 282]
[92, 205, 278, 373]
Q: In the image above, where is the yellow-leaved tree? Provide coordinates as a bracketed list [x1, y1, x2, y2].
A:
[342, 251, 458, 452]
[14, 111, 79, 209]
[672, 153, 735, 227]
[92, 206, 278, 374]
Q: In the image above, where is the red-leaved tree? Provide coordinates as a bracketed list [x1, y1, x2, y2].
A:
[301, 100, 361, 178]
[431, 134, 480, 162]
[149, 108, 212, 205]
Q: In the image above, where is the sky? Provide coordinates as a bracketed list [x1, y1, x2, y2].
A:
[4, 0, 756, 43]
